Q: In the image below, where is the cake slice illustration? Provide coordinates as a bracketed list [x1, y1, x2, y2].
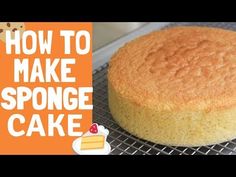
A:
[80, 135, 105, 150]
[72, 123, 111, 155]
[80, 124, 106, 150]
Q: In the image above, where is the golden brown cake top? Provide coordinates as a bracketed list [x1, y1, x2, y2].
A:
[108, 26, 236, 111]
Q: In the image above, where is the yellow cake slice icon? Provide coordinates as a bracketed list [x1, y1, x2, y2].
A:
[80, 135, 105, 150]
[72, 123, 111, 154]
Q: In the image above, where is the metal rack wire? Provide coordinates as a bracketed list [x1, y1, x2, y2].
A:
[93, 22, 236, 155]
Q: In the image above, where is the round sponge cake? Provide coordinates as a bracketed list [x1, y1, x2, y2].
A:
[108, 26, 236, 147]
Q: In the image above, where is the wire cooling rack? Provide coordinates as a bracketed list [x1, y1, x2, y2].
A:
[93, 22, 236, 155]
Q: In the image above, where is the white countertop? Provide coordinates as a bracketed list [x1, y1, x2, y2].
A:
[93, 23, 146, 51]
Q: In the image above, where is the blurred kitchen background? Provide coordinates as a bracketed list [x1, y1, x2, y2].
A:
[93, 22, 147, 51]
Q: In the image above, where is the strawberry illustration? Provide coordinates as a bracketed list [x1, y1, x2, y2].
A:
[89, 123, 98, 134]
